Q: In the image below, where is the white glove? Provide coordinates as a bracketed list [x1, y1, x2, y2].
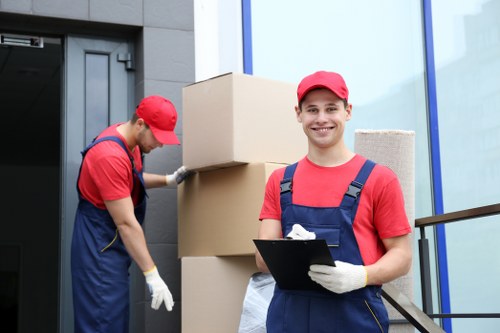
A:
[144, 266, 174, 311]
[308, 261, 367, 294]
[286, 224, 316, 240]
[166, 166, 192, 188]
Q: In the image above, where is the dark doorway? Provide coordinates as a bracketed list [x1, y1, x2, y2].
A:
[0, 34, 62, 333]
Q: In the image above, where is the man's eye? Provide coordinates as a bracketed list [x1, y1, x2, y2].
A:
[307, 108, 318, 113]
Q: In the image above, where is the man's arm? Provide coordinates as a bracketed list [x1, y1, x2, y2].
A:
[143, 172, 167, 189]
[105, 196, 174, 311]
[365, 233, 412, 285]
[255, 218, 282, 273]
[104, 197, 155, 272]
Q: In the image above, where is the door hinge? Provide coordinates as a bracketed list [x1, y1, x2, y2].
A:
[117, 53, 134, 71]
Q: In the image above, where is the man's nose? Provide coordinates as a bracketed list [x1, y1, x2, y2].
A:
[316, 110, 328, 121]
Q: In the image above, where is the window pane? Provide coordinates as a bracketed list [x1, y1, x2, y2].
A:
[434, 0, 500, 210]
[432, 0, 500, 331]
[445, 216, 500, 333]
[85, 53, 109, 144]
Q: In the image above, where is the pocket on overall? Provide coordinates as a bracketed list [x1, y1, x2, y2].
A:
[286, 222, 341, 247]
[362, 297, 389, 333]
[92, 216, 121, 254]
[100, 228, 119, 253]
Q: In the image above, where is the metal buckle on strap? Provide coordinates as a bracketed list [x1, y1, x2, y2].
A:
[280, 180, 293, 194]
[345, 181, 363, 198]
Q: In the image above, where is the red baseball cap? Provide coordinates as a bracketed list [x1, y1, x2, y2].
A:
[136, 95, 180, 145]
[297, 71, 349, 104]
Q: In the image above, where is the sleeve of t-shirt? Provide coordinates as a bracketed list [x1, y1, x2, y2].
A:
[91, 153, 133, 202]
[259, 168, 284, 221]
[372, 169, 412, 239]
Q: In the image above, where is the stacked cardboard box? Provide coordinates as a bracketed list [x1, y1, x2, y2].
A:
[182, 72, 305, 171]
[181, 256, 258, 333]
[178, 162, 286, 257]
[179, 73, 304, 333]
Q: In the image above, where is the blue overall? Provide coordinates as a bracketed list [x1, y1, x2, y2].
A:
[266, 160, 389, 333]
[71, 136, 147, 333]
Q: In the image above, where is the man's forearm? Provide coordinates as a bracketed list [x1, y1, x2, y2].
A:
[105, 197, 156, 272]
[256, 250, 270, 273]
[365, 235, 412, 285]
[143, 172, 167, 189]
[118, 221, 155, 272]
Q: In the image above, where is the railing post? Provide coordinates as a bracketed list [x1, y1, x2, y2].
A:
[419, 227, 434, 315]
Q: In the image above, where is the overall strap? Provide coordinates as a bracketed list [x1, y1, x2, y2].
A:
[279, 162, 298, 210]
[339, 159, 376, 214]
[79, 136, 147, 196]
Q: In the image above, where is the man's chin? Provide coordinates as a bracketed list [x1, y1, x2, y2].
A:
[139, 146, 152, 154]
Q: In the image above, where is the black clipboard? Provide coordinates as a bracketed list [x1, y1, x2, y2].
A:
[254, 239, 335, 291]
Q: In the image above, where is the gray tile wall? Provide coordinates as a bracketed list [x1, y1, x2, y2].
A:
[139, 1, 194, 331]
[33, 0, 90, 20]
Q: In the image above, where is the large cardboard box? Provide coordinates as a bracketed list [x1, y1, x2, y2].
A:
[178, 162, 286, 257]
[181, 256, 257, 333]
[182, 72, 306, 171]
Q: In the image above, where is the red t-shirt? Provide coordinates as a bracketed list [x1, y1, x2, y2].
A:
[78, 124, 143, 209]
[259, 154, 411, 265]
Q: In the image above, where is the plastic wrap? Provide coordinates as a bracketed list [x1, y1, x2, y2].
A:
[238, 272, 276, 333]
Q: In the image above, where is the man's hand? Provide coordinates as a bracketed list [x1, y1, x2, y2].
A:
[308, 261, 367, 294]
[286, 224, 316, 240]
[144, 266, 174, 311]
[166, 166, 193, 187]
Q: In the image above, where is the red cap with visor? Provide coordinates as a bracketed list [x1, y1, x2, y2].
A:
[297, 71, 349, 104]
[136, 95, 180, 145]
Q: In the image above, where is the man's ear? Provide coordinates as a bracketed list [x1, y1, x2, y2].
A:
[345, 104, 353, 121]
[295, 105, 302, 123]
[136, 118, 145, 126]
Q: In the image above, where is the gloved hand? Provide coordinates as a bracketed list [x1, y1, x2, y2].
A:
[166, 166, 192, 187]
[308, 261, 367, 294]
[144, 266, 174, 311]
[286, 224, 316, 240]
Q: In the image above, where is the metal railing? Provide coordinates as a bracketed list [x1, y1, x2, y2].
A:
[384, 203, 500, 332]
[382, 283, 445, 332]
[416, 203, 500, 321]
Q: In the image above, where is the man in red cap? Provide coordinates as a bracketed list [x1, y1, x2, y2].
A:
[71, 95, 191, 333]
[256, 71, 412, 332]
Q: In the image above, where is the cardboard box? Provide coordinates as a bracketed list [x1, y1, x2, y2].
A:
[182, 72, 306, 171]
[181, 256, 258, 333]
[178, 162, 286, 257]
